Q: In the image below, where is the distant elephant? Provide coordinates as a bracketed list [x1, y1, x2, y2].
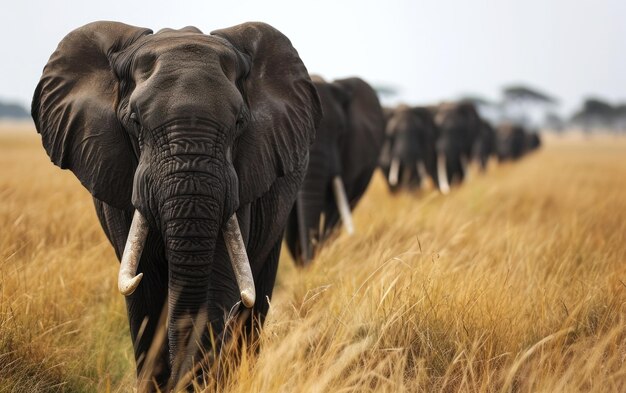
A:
[496, 123, 528, 161]
[285, 76, 385, 265]
[433, 102, 482, 193]
[472, 119, 496, 171]
[525, 131, 542, 152]
[32, 21, 321, 391]
[379, 105, 440, 192]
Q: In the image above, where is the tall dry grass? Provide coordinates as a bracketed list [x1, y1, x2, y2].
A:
[1, 126, 625, 392]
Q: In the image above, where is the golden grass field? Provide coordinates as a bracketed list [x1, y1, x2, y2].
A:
[1, 123, 625, 392]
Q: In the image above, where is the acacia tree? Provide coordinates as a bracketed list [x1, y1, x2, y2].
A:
[570, 98, 625, 132]
[501, 85, 558, 128]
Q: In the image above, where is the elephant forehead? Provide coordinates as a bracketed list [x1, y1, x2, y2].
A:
[140, 32, 228, 54]
[119, 33, 239, 78]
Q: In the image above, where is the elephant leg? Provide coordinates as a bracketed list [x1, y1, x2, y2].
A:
[93, 200, 170, 391]
[295, 192, 312, 262]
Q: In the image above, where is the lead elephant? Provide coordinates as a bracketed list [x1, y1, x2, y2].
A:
[433, 102, 482, 193]
[32, 21, 321, 391]
[285, 76, 385, 265]
[379, 105, 440, 192]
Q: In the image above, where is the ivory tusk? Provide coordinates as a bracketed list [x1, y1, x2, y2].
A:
[118, 210, 149, 296]
[223, 214, 256, 308]
[332, 176, 355, 235]
[437, 154, 451, 195]
[388, 158, 400, 186]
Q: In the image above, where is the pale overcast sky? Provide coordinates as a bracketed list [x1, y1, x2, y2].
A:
[1, 0, 624, 114]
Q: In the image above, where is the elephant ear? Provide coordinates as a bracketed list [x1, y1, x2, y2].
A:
[31, 21, 152, 210]
[211, 22, 322, 205]
[334, 77, 385, 148]
[328, 82, 351, 112]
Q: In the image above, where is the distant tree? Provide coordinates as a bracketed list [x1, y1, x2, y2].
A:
[570, 97, 618, 132]
[373, 84, 399, 100]
[502, 85, 557, 104]
[614, 104, 626, 132]
[543, 112, 564, 132]
[501, 84, 558, 128]
[458, 94, 492, 107]
[0, 101, 30, 119]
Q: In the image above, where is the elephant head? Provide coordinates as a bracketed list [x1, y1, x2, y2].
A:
[285, 76, 384, 265]
[433, 102, 482, 193]
[379, 105, 440, 192]
[32, 21, 320, 383]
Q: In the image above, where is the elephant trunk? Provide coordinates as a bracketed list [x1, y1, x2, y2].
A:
[162, 176, 224, 373]
[416, 161, 428, 188]
[152, 130, 246, 381]
[460, 154, 469, 181]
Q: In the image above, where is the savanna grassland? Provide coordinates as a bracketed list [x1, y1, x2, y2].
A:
[1, 124, 625, 392]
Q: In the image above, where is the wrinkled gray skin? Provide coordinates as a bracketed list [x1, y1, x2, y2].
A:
[472, 119, 496, 172]
[433, 102, 482, 185]
[31, 21, 320, 391]
[379, 105, 439, 192]
[285, 77, 385, 265]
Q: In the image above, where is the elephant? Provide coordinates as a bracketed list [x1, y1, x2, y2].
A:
[285, 76, 385, 265]
[379, 104, 440, 192]
[495, 123, 529, 161]
[525, 131, 542, 152]
[472, 119, 496, 172]
[31, 21, 321, 391]
[432, 102, 482, 193]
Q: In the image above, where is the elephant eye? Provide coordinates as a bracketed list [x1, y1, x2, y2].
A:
[130, 112, 140, 125]
[236, 113, 245, 129]
[235, 106, 249, 133]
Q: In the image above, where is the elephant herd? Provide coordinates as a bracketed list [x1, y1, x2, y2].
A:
[291, 88, 541, 265]
[379, 102, 541, 195]
[30, 21, 541, 391]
